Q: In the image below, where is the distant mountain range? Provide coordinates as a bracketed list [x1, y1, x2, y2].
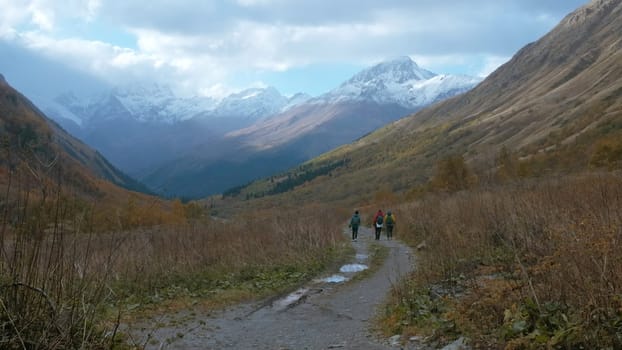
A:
[46, 84, 309, 133]
[38, 56, 481, 198]
[40, 84, 307, 179]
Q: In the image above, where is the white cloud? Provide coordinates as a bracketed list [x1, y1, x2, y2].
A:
[1, 0, 588, 97]
[11, 28, 233, 98]
[477, 56, 511, 78]
[0, 0, 103, 35]
[84, 0, 101, 21]
[0, 0, 29, 37]
[28, 3, 55, 31]
[236, 0, 274, 7]
[17, 32, 158, 83]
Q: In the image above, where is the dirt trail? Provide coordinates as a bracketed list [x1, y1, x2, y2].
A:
[129, 227, 415, 349]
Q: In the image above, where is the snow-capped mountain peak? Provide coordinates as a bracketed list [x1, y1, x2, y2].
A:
[320, 56, 481, 108]
[345, 56, 436, 86]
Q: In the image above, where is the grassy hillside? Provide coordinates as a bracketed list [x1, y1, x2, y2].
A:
[0, 74, 151, 195]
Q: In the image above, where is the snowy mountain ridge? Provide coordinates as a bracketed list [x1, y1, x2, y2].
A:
[318, 56, 481, 108]
[45, 84, 309, 128]
[43, 56, 480, 129]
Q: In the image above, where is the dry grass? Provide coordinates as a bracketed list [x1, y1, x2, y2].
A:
[94, 205, 345, 306]
[0, 159, 347, 348]
[382, 171, 622, 348]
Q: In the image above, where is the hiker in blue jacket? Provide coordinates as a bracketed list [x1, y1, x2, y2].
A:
[349, 210, 361, 241]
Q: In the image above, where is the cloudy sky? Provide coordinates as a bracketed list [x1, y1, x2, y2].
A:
[0, 0, 588, 98]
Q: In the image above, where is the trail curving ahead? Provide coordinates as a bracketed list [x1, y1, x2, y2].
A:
[130, 227, 415, 349]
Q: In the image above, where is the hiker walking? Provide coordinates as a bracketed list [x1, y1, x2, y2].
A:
[384, 211, 396, 240]
[349, 210, 361, 241]
[373, 209, 384, 240]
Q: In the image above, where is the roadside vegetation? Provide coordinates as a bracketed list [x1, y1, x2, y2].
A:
[379, 165, 622, 348]
[0, 155, 348, 348]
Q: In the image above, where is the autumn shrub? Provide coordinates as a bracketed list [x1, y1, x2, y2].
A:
[590, 135, 622, 169]
[430, 154, 477, 193]
[384, 171, 622, 348]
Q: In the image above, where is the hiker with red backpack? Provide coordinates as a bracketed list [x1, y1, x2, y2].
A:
[373, 209, 384, 240]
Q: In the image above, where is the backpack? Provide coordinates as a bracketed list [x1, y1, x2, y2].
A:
[376, 215, 384, 226]
[352, 215, 361, 226]
[386, 215, 394, 226]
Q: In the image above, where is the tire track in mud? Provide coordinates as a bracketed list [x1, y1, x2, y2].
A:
[129, 227, 415, 349]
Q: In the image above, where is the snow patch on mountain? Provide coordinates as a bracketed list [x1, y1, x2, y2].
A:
[109, 83, 218, 123]
[405, 74, 482, 106]
[214, 87, 288, 119]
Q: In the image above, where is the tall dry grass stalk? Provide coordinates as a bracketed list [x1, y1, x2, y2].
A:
[0, 159, 113, 348]
[390, 172, 622, 346]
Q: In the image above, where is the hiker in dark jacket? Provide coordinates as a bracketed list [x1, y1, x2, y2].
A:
[384, 211, 396, 240]
[373, 209, 384, 240]
[349, 210, 361, 241]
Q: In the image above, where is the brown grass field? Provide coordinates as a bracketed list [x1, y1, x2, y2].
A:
[380, 171, 622, 348]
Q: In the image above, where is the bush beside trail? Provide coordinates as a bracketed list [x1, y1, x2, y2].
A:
[380, 172, 622, 348]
